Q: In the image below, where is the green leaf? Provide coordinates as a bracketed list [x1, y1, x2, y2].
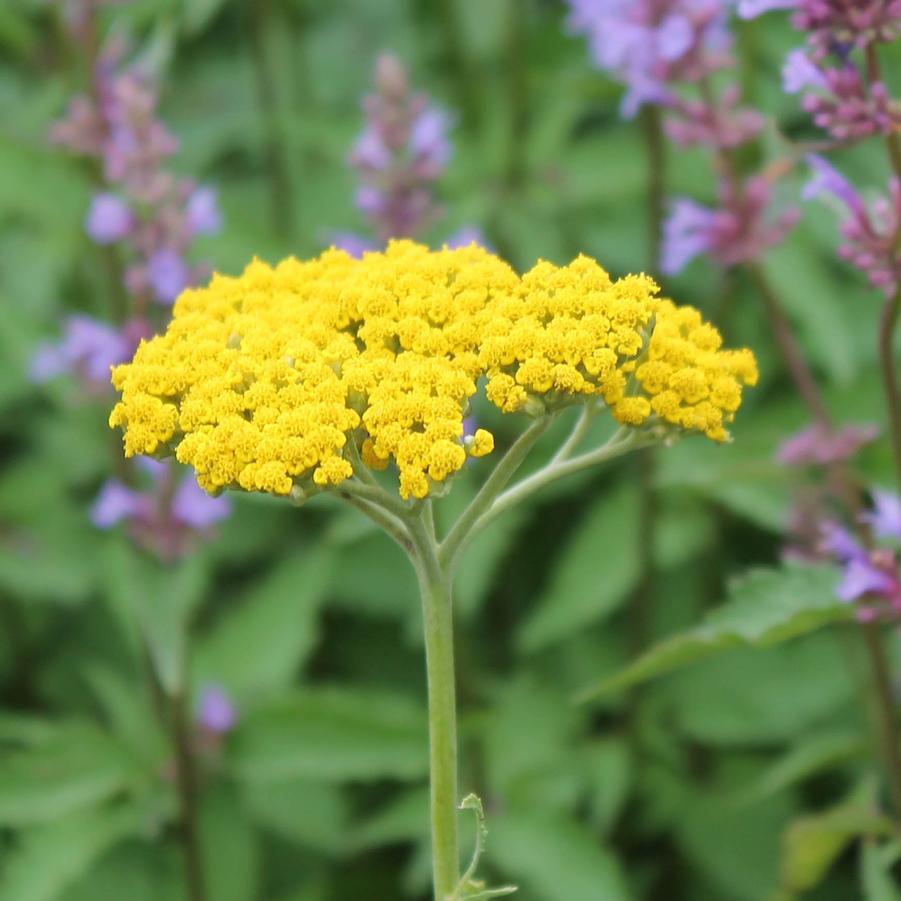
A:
[579, 563, 847, 698]
[0, 803, 142, 901]
[781, 788, 894, 894]
[739, 731, 865, 803]
[517, 481, 640, 653]
[194, 550, 333, 698]
[0, 722, 142, 827]
[240, 778, 349, 855]
[229, 687, 428, 783]
[862, 841, 901, 901]
[200, 784, 260, 901]
[487, 808, 631, 901]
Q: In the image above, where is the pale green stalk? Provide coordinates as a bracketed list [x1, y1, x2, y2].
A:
[339, 413, 653, 900]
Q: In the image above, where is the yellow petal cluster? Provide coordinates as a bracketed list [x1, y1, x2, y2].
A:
[109, 241, 757, 499]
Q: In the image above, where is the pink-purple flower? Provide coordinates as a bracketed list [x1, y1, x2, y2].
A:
[92, 458, 230, 560]
[52, 40, 221, 307]
[196, 684, 237, 735]
[803, 155, 901, 295]
[776, 421, 879, 466]
[662, 177, 799, 274]
[349, 53, 452, 242]
[821, 513, 901, 621]
[565, 0, 731, 117]
[29, 315, 148, 392]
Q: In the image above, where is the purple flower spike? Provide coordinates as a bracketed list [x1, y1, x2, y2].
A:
[782, 49, 826, 94]
[661, 199, 716, 274]
[821, 521, 866, 563]
[349, 53, 451, 241]
[171, 476, 231, 530]
[197, 684, 237, 735]
[863, 491, 901, 543]
[802, 155, 863, 212]
[776, 421, 878, 466]
[737, 0, 796, 19]
[185, 186, 222, 237]
[147, 248, 189, 304]
[91, 480, 149, 528]
[565, 0, 731, 119]
[29, 315, 135, 390]
[85, 192, 132, 243]
[836, 557, 895, 602]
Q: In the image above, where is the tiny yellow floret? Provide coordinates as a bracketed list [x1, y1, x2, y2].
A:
[109, 241, 756, 499]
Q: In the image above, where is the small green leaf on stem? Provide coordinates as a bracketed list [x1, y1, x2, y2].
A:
[449, 794, 517, 900]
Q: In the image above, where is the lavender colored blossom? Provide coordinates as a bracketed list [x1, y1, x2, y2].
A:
[737, 0, 795, 16]
[740, 0, 901, 54]
[196, 685, 237, 735]
[820, 516, 901, 621]
[803, 156, 901, 295]
[662, 178, 799, 274]
[52, 40, 218, 305]
[666, 86, 765, 148]
[862, 491, 901, 543]
[782, 48, 828, 93]
[797, 65, 901, 141]
[29, 315, 147, 391]
[776, 421, 878, 465]
[565, 0, 731, 117]
[185, 187, 222, 237]
[349, 53, 452, 242]
[661, 199, 717, 274]
[85, 192, 132, 243]
[147, 248, 189, 304]
[91, 458, 230, 560]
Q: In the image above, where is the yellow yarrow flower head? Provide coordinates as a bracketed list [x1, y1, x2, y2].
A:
[109, 241, 757, 500]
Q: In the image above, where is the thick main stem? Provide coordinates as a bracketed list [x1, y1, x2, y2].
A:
[411, 517, 460, 900]
[879, 289, 901, 492]
[171, 690, 207, 901]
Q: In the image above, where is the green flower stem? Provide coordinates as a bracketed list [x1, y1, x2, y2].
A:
[409, 511, 460, 900]
[338, 487, 414, 553]
[440, 414, 559, 573]
[348, 420, 652, 899]
[550, 404, 596, 464]
[449, 427, 651, 569]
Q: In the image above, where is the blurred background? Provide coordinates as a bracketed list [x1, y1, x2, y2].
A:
[2, 1, 901, 899]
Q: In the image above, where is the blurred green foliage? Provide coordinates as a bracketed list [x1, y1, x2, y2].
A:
[2, 1, 901, 899]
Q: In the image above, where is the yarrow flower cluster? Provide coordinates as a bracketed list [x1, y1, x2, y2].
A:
[52, 38, 221, 306]
[109, 241, 757, 501]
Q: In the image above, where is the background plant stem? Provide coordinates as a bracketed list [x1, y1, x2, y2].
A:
[879, 289, 901, 490]
[248, 0, 296, 239]
[171, 688, 207, 901]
